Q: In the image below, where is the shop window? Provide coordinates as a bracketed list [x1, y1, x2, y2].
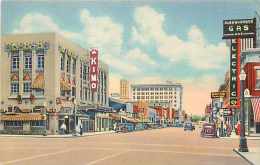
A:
[34, 89, 44, 96]
[256, 69, 260, 89]
[31, 121, 45, 126]
[4, 121, 23, 127]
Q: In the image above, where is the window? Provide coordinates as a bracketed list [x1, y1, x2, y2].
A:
[4, 121, 23, 127]
[67, 56, 71, 73]
[72, 87, 76, 97]
[31, 121, 44, 127]
[34, 89, 44, 96]
[11, 82, 19, 94]
[61, 54, 65, 70]
[11, 53, 19, 71]
[72, 58, 76, 74]
[23, 82, 31, 93]
[83, 65, 87, 80]
[256, 69, 260, 89]
[37, 51, 44, 70]
[24, 52, 32, 69]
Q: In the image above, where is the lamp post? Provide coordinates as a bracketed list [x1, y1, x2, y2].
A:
[239, 69, 249, 152]
[43, 101, 47, 136]
[73, 98, 77, 136]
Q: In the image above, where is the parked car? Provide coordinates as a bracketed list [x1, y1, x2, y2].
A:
[184, 122, 195, 131]
[200, 123, 217, 138]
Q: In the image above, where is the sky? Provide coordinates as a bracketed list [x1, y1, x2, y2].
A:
[1, 0, 260, 115]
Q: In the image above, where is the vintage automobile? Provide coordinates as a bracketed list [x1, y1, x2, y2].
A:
[184, 122, 195, 131]
[200, 123, 217, 138]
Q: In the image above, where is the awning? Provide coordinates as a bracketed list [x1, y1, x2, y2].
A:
[121, 116, 139, 123]
[60, 79, 71, 91]
[32, 73, 44, 89]
[20, 109, 32, 113]
[0, 113, 46, 121]
[109, 113, 121, 121]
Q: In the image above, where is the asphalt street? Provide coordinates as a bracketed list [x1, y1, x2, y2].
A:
[0, 128, 259, 165]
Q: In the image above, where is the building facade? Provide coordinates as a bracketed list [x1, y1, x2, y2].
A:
[131, 83, 183, 123]
[242, 48, 260, 134]
[131, 83, 183, 111]
[120, 79, 130, 101]
[0, 33, 109, 135]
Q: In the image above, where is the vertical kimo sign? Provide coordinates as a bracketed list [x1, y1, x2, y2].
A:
[89, 48, 99, 92]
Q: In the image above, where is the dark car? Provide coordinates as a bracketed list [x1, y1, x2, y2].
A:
[200, 123, 217, 138]
[184, 122, 195, 131]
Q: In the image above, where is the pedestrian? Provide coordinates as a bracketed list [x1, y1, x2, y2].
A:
[61, 122, 66, 134]
[217, 120, 221, 137]
[235, 121, 241, 135]
[80, 124, 83, 136]
[227, 123, 232, 137]
[223, 122, 227, 136]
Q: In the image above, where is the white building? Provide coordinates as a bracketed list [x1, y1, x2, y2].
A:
[130, 83, 183, 111]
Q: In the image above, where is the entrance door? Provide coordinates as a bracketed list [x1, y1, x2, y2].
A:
[256, 122, 260, 133]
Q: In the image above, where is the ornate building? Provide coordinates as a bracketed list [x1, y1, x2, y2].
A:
[0, 33, 109, 135]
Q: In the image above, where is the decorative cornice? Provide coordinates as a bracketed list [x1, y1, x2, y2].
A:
[5, 41, 49, 52]
[58, 45, 76, 57]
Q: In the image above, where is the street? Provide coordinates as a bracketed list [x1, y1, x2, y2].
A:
[1, 128, 259, 165]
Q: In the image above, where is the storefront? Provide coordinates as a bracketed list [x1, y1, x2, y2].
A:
[0, 113, 46, 135]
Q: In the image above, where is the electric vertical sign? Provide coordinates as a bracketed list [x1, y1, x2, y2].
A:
[89, 48, 99, 92]
[222, 18, 256, 108]
[229, 39, 239, 107]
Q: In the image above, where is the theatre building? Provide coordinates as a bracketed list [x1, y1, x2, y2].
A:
[0, 33, 109, 135]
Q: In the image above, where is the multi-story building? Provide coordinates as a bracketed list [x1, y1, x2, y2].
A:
[120, 79, 129, 101]
[242, 48, 260, 134]
[131, 83, 183, 110]
[0, 33, 109, 135]
[131, 82, 183, 123]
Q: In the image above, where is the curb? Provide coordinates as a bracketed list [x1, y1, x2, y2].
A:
[233, 149, 254, 165]
[0, 131, 116, 139]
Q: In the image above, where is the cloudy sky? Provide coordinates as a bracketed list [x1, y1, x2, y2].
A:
[2, 0, 260, 115]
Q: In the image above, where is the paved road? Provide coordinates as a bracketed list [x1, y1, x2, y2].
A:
[0, 128, 259, 165]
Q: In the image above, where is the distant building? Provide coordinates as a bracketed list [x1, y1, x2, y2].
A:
[131, 82, 183, 111]
[120, 79, 130, 101]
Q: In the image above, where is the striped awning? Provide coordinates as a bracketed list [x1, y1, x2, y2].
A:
[60, 79, 71, 91]
[32, 73, 44, 89]
[251, 98, 260, 122]
[0, 114, 46, 121]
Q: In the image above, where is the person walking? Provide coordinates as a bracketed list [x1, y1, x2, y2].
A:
[223, 122, 227, 137]
[80, 124, 83, 136]
[61, 122, 66, 134]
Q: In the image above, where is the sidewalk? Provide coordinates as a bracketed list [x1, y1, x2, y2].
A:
[0, 131, 115, 138]
[220, 132, 260, 140]
[233, 148, 260, 165]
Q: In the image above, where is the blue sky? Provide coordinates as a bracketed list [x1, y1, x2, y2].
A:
[2, 0, 260, 114]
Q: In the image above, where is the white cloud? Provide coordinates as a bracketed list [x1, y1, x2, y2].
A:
[132, 6, 229, 70]
[79, 9, 145, 76]
[126, 48, 157, 66]
[80, 9, 123, 56]
[13, 13, 80, 40]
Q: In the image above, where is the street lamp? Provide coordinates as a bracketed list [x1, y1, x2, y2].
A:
[43, 101, 47, 136]
[238, 69, 248, 152]
[73, 98, 77, 136]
